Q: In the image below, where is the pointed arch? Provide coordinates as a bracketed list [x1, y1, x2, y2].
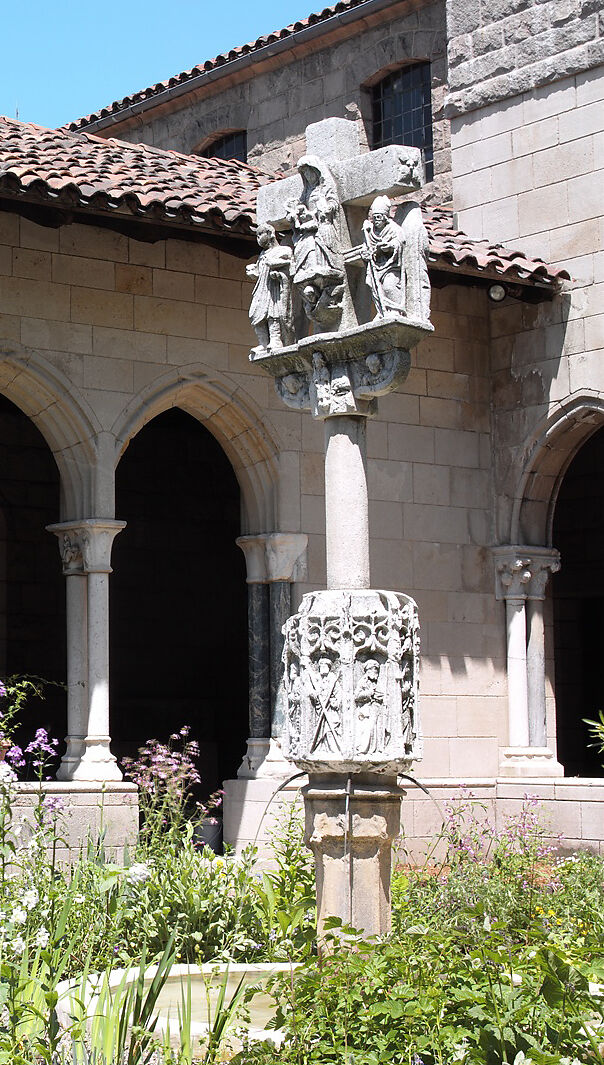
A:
[0, 342, 102, 518]
[111, 364, 280, 533]
[510, 392, 604, 546]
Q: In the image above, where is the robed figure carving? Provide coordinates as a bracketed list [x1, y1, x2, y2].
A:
[247, 223, 294, 354]
[286, 156, 345, 328]
[362, 195, 405, 316]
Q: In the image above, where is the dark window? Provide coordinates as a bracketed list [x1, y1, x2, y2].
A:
[371, 63, 433, 181]
[199, 130, 247, 163]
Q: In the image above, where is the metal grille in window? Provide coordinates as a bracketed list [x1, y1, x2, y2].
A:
[200, 131, 247, 163]
[372, 63, 433, 181]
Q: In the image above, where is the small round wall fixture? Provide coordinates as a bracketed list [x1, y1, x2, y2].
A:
[488, 283, 507, 302]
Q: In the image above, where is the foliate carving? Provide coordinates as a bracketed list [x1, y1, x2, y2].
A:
[282, 588, 421, 773]
[246, 223, 295, 355]
[49, 520, 126, 575]
[493, 547, 561, 601]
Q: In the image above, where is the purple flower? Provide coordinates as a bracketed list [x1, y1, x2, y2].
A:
[42, 794, 64, 816]
[6, 745, 25, 768]
[0, 683, 6, 699]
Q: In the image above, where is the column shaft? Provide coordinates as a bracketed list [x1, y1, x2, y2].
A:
[324, 416, 369, 590]
[56, 572, 88, 781]
[248, 582, 271, 738]
[87, 571, 110, 741]
[527, 597, 547, 748]
[269, 580, 291, 737]
[506, 597, 529, 747]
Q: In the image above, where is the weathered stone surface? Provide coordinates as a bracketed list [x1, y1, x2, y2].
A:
[282, 588, 421, 774]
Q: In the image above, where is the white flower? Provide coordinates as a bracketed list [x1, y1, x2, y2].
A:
[483, 915, 491, 932]
[11, 935, 26, 955]
[35, 927, 50, 949]
[72, 894, 85, 905]
[125, 862, 151, 884]
[12, 906, 27, 926]
[0, 763, 16, 784]
[22, 888, 38, 910]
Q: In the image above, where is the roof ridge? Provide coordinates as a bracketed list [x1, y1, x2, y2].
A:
[63, 0, 371, 133]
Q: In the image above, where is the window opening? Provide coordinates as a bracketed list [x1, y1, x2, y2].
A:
[371, 63, 433, 181]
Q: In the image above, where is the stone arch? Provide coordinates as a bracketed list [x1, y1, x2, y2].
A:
[510, 392, 604, 547]
[0, 342, 101, 518]
[111, 364, 280, 533]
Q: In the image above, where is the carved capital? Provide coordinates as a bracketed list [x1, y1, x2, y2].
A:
[265, 533, 308, 583]
[236, 535, 269, 583]
[493, 546, 561, 601]
[48, 520, 126, 575]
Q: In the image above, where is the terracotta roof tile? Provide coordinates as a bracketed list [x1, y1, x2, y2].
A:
[0, 116, 569, 292]
[66, 0, 371, 133]
[0, 115, 271, 236]
[424, 206, 570, 289]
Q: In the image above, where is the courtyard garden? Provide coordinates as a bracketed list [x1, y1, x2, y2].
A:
[0, 685, 603, 1063]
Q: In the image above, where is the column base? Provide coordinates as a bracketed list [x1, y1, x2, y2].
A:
[57, 736, 122, 782]
[303, 773, 403, 940]
[238, 737, 293, 779]
[498, 746, 564, 778]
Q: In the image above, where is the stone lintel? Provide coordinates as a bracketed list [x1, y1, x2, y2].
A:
[493, 545, 561, 601]
[48, 519, 126, 575]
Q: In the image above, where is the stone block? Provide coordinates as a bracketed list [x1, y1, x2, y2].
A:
[581, 801, 604, 840]
[21, 317, 92, 355]
[447, 0, 481, 36]
[195, 275, 243, 309]
[559, 98, 602, 142]
[576, 64, 604, 106]
[449, 736, 498, 776]
[71, 287, 133, 329]
[20, 217, 59, 253]
[368, 457, 413, 503]
[166, 335, 228, 368]
[0, 211, 19, 246]
[412, 463, 451, 506]
[92, 325, 167, 362]
[52, 253, 115, 290]
[115, 264, 153, 294]
[12, 248, 51, 280]
[83, 354, 134, 393]
[59, 224, 128, 263]
[165, 240, 220, 276]
[207, 306, 253, 346]
[0, 312, 21, 342]
[413, 541, 462, 591]
[568, 170, 602, 223]
[518, 182, 569, 237]
[434, 428, 480, 468]
[128, 238, 166, 269]
[0, 276, 70, 321]
[549, 218, 600, 262]
[152, 268, 195, 302]
[370, 499, 404, 540]
[277, 451, 301, 531]
[585, 313, 604, 351]
[134, 295, 206, 339]
[388, 423, 435, 464]
[377, 391, 421, 423]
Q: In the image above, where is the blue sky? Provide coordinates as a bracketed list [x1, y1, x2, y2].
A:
[2, 1, 315, 130]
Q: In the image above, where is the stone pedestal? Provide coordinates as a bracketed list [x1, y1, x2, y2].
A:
[303, 775, 403, 938]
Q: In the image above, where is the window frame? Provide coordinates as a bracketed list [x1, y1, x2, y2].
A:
[369, 62, 434, 182]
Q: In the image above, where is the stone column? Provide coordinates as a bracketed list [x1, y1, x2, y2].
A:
[48, 519, 125, 781]
[236, 532, 307, 777]
[265, 532, 308, 737]
[236, 536, 271, 768]
[494, 546, 562, 777]
[324, 416, 369, 590]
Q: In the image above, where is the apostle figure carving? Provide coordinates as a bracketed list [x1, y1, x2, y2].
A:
[362, 195, 405, 316]
[355, 659, 385, 756]
[246, 223, 294, 354]
[362, 195, 431, 322]
[308, 655, 342, 757]
[286, 156, 345, 328]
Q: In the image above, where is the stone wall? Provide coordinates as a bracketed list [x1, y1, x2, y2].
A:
[446, 0, 603, 117]
[106, 0, 451, 204]
[0, 209, 511, 784]
[11, 782, 138, 863]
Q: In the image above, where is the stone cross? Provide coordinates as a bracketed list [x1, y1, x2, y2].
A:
[248, 118, 433, 939]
